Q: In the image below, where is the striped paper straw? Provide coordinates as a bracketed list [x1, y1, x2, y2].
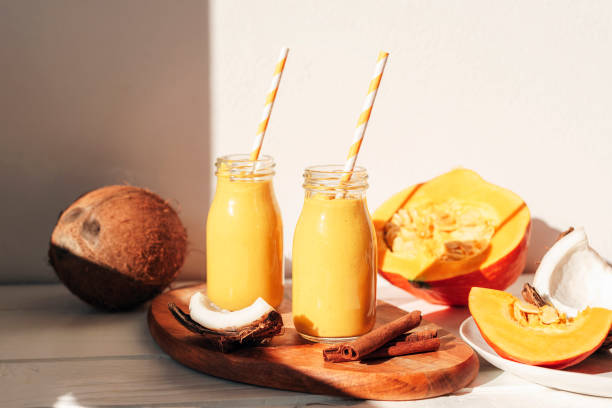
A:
[249, 47, 289, 161]
[340, 51, 389, 184]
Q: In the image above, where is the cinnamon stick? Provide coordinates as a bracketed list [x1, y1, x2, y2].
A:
[323, 328, 437, 363]
[323, 311, 422, 362]
[390, 328, 438, 344]
[363, 337, 440, 360]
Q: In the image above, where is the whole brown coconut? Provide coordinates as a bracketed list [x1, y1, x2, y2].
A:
[49, 185, 187, 311]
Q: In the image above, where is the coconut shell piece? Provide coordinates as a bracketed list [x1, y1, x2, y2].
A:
[49, 185, 187, 311]
[168, 303, 283, 353]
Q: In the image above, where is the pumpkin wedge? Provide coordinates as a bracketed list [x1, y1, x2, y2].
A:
[374, 168, 530, 305]
[469, 287, 612, 369]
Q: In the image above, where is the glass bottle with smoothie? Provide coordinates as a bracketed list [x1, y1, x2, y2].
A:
[206, 154, 283, 310]
[292, 165, 377, 342]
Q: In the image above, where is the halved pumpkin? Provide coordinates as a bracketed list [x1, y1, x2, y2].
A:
[373, 168, 530, 305]
[469, 287, 612, 369]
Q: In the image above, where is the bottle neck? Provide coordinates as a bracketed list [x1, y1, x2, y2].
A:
[302, 165, 369, 199]
[215, 154, 276, 182]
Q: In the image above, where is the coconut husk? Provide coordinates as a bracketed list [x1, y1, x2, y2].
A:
[49, 185, 187, 311]
[168, 303, 284, 353]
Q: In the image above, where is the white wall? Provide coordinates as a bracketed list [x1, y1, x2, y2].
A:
[210, 0, 612, 276]
[1, 0, 611, 283]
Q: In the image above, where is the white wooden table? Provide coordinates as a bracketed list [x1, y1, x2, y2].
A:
[1, 274, 610, 408]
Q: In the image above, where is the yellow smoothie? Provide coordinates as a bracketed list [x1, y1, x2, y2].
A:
[206, 156, 283, 310]
[292, 194, 377, 340]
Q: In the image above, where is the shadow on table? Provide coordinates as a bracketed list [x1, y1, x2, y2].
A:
[569, 348, 612, 375]
[525, 218, 563, 274]
[423, 306, 504, 390]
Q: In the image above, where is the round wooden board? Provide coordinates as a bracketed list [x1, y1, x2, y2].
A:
[148, 284, 479, 401]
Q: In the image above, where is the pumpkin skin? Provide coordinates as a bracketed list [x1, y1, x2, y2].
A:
[373, 169, 530, 305]
[468, 287, 612, 369]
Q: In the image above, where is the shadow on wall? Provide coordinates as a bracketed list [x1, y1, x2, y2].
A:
[0, 0, 211, 283]
[524, 217, 562, 274]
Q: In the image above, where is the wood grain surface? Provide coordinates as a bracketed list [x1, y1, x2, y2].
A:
[148, 284, 479, 401]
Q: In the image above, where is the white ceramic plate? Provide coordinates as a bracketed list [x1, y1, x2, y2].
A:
[460, 316, 612, 397]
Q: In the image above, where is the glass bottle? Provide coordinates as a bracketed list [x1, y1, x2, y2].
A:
[292, 165, 376, 342]
[206, 154, 283, 310]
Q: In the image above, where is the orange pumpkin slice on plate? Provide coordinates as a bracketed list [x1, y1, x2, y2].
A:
[374, 168, 530, 305]
[469, 287, 612, 369]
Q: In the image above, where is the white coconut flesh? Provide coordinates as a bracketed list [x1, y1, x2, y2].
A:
[188, 292, 274, 331]
[533, 227, 612, 317]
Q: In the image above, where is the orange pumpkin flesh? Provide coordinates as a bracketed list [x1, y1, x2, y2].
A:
[469, 287, 612, 369]
[373, 169, 530, 305]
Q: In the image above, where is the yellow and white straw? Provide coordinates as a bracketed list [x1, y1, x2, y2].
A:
[249, 47, 289, 161]
[341, 51, 389, 182]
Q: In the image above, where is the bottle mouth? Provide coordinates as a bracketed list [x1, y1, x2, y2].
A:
[303, 165, 369, 194]
[215, 154, 276, 179]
